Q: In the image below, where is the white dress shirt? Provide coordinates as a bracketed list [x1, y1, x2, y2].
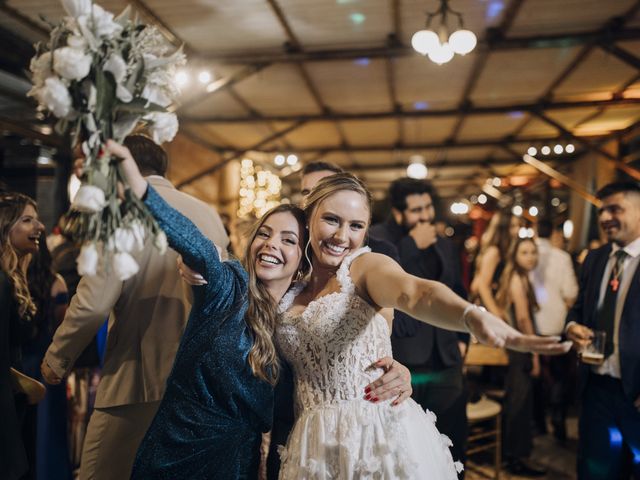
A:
[531, 238, 579, 336]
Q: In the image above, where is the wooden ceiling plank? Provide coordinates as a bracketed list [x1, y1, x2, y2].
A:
[181, 97, 640, 124]
[533, 110, 640, 180]
[177, 120, 308, 188]
[197, 28, 640, 64]
[0, 3, 48, 38]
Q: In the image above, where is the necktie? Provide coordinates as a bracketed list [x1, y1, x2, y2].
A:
[597, 249, 628, 358]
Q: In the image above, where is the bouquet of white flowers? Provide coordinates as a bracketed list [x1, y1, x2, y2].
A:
[28, 0, 185, 280]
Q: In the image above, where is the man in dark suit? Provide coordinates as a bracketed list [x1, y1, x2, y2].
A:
[369, 177, 469, 469]
[567, 181, 640, 480]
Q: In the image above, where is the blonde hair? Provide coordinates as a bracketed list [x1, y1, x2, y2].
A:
[242, 203, 308, 384]
[0, 193, 38, 319]
[302, 172, 372, 222]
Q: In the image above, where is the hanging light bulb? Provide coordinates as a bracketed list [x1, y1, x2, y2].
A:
[428, 42, 454, 65]
[448, 29, 477, 55]
[411, 29, 439, 55]
[407, 162, 428, 179]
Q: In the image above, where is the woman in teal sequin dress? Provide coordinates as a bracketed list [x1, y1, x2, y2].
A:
[106, 141, 308, 479]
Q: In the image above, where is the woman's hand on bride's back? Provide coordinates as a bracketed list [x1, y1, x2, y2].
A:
[177, 255, 207, 286]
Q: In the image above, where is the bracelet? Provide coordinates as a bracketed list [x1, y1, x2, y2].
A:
[462, 304, 486, 331]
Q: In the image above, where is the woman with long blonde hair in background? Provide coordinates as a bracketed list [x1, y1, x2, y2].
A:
[0, 192, 45, 480]
[495, 237, 547, 477]
[470, 209, 521, 316]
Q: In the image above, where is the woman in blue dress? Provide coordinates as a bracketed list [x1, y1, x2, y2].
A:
[106, 140, 308, 479]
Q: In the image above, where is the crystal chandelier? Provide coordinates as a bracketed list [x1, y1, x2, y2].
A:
[411, 0, 477, 65]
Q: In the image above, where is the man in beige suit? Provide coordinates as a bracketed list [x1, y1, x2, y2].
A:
[41, 135, 229, 480]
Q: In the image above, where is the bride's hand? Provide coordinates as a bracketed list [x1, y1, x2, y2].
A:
[465, 306, 572, 355]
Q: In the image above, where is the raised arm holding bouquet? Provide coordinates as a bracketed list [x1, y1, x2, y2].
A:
[28, 0, 185, 280]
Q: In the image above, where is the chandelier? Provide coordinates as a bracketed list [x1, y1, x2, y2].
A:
[411, 0, 477, 65]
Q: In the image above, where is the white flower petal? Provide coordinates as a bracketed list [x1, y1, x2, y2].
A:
[144, 112, 179, 144]
[113, 252, 139, 281]
[53, 47, 92, 81]
[71, 185, 106, 212]
[77, 243, 98, 276]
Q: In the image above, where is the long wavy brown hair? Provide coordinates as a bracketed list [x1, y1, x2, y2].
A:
[0, 192, 38, 319]
[495, 237, 539, 317]
[242, 203, 308, 385]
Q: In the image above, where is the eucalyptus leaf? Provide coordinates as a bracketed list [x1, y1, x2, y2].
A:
[95, 69, 117, 123]
[114, 98, 165, 115]
[91, 170, 109, 191]
[113, 113, 141, 142]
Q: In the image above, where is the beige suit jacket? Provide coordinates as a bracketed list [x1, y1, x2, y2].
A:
[45, 176, 229, 408]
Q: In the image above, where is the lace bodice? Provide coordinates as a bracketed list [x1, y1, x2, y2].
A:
[276, 248, 392, 413]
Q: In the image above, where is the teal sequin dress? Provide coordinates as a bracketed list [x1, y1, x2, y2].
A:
[131, 186, 273, 479]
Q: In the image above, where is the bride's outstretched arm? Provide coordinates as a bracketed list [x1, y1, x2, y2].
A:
[352, 253, 571, 355]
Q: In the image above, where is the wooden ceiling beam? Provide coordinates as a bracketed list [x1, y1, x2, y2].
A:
[181, 97, 640, 123]
[600, 43, 640, 71]
[206, 134, 595, 154]
[197, 28, 640, 64]
[448, 0, 526, 142]
[176, 120, 308, 188]
[533, 110, 640, 181]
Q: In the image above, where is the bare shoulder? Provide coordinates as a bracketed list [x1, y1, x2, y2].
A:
[350, 251, 395, 273]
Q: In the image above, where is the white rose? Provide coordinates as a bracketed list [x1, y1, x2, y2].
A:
[113, 228, 135, 253]
[112, 252, 139, 281]
[71, 185, 106, 212]
[153, 231, 168, 254]
[67, 34, 88, 50]
[53, 47, 92, 81]
[103, 54, 133, 102]
[130, 221, 146, 251]
[104, 54, 127, 82]
[114, 223, 145, 253]
[78, 5, 123, 39]
[145, 112, 178, 144]
[61, 0, 91, 18]
[77, 243, 99, 276]
[36, 77, 73, 118]
[141, 85, 171, 108]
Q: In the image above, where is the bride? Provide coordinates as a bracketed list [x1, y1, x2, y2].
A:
[276, 173, 570, 479]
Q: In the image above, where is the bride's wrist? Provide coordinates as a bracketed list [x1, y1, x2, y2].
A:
[461, 304, 486, 332]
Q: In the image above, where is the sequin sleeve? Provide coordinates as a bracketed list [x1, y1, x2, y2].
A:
[144, 185, 246, 310]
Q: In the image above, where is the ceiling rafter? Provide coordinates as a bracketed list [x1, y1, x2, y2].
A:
[0, 3, 48, 38]
[532, 110, 640, 181]
[507, 1, 640, 143]
[181, 97, 640, 124]
[448, 0, 527, 143]
[599, 43, 640, 70]
[205, 133, 609, 155]
[388, 0, 403, 146]
[573, 72, 640, 130]
[264, 0, 354, 165]
[196, 28, 640, 64]
[177, 120, 309, 188]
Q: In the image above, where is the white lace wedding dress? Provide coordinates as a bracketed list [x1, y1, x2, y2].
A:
[276, 247, 463, 479]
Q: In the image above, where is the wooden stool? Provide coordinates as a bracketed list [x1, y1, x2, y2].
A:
[466, 396, 502, 479]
